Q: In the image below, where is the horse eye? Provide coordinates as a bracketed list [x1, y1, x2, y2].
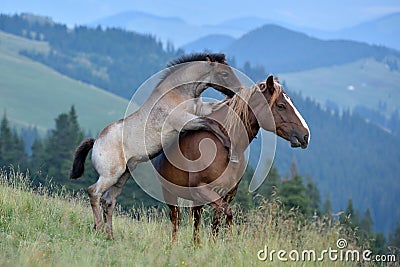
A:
[220, 71, 229, 77]
[277, 103, 286, 110]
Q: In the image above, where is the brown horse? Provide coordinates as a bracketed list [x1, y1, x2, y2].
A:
[152, 75, 310, 243]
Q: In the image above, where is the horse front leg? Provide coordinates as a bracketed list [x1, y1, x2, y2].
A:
[162, 187, 179, 243]
[192, 204, 203, 245]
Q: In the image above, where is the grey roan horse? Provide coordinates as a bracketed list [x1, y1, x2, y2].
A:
[70, 53, 243, 238]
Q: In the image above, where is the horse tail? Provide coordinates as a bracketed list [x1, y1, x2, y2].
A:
[70, 138, 95, 179]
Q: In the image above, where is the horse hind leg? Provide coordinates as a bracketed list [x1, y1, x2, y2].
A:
[188, 176, 232, 240]
[211, 201, 232, 238]
[168, 204, 180, 243]
[101, 171, 131, 239]
[87, 173, 123, 233]
[223, 187, 238, 229]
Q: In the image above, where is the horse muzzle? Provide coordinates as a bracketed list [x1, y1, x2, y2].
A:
[290, 133, 308, 149]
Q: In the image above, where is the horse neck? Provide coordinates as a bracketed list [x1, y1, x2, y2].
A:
[156, 63, 211, 98]
[210, 97, 260, 152]
[237, 104, 260, 149]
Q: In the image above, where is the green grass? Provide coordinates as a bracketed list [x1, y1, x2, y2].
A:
[279, 58, 400, 116]
[0, 170, 367, 267]
[0, 31, 129, 134]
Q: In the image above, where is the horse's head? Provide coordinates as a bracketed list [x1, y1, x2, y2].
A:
[164, 53, 242, 97]
[206, 53, 243, 97]
[259, 75, 310, 149]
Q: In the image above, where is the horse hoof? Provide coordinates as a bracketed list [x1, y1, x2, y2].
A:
[93, 223, 103, 231]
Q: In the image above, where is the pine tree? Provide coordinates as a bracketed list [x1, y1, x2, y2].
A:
[360, 208, 374, 238]
[30, 138, 46, 175]
[0, 112, 27, 169]
[389, 223, 400, 248]
[340, 198, 360, 230]
[232, 166, 255, 210]
[279, 174, 311, 215]
[289, 157, 298, 179]
[43, 106, 84, 181]
[256, 165, 280, 200]
[0, 112, 13, 167]
[372, 232, 387, 255]
[305, 175, 321, 215]
[322, 191, 332, 215]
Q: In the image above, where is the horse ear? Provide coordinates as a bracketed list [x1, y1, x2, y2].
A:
[206, 55, 212, 62]
[267, 75, 275, 92]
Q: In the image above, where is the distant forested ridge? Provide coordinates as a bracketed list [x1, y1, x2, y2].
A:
[0, 13, 181, 99]
[226, 24, 400, 73]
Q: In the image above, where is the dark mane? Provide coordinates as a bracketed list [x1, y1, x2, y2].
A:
[166, 53, 226, 68]
[157, 53, 227, 86]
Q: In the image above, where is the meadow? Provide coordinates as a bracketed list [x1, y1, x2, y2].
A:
[0, 31, 129, 134]
[0, 170, 370, 267]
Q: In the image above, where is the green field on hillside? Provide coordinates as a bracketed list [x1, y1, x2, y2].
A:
[280, 58, 400, 116]
[0, 171, 364, 267]
[0, 31, 129, 134]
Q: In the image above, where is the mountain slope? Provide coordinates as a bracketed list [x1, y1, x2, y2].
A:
[90, 10, 206, 47]
[226, 24, 399, 73]
[0, 31, 129, 134]
[279, 58, 400, 117]
[0, 14, 175, 100]
[180, 34, 235, 53]
[335, 12, 400, 51]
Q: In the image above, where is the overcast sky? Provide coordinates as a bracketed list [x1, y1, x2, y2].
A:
[2, 0, 400, 30]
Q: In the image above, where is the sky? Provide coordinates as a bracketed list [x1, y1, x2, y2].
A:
[2, 0, 400, 30]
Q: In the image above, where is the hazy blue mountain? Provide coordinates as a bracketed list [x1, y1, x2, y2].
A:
[90, 11, 254, 47]
[90, 10, 185, 27]
[180, 34, 236, 53]
[334, 12, 400, 51]
[225, 24, 399, 73]
[90, 10, 205, 47]
[91, 10, 400, 51]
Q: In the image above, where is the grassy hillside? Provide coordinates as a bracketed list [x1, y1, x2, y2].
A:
[0, 171, 364, 267]
[0, 31, 129, 134]
[279, 58, 400, 117]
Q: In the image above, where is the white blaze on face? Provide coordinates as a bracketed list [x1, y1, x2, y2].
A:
[283, 92, 311, 143]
